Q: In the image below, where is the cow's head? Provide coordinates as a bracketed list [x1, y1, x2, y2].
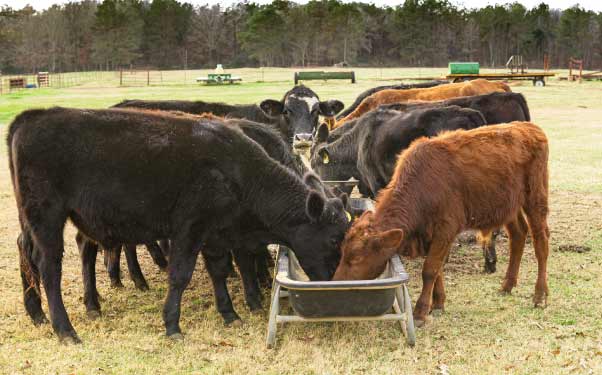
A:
[259, 85, 343, 145]
[332, 211, 403, 280]
[309, 123, 358, 195]
[286, 174, 351, 281]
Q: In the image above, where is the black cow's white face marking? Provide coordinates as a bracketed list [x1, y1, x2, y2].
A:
[259, 86, 344, 146]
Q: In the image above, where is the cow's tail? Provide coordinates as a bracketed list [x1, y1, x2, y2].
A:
[516, 93, 531, 121]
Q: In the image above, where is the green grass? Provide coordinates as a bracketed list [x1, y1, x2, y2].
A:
[1, 68, 601, 374]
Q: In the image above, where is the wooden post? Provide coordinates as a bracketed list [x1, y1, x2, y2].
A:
[147, 70, 150, 86]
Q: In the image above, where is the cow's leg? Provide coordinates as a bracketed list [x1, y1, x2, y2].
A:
[431, 270, 445, 315]
[159, 239, 170, 256]
[478, 229, 497, 273]
[524, 210, 550, 307]
[255, 249, 273, 289]
[501, 213, 528, 294]
[104, 246, 123, 288]
[414, 235, 453, 327]
[233, 249, 262, 311]
[124, 245, 149, 291]
[202, 251, 242, 325]
[163, 237, 200, 338]
[145, 242, 168, 271]
[76, 232, 101, 318]
[18, 231, 48, 325]
[30, 215, 79, 343]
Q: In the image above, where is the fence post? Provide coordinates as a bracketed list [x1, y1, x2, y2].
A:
[147, 70, 150, 86]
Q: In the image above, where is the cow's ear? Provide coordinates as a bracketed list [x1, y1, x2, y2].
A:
[318, 147, 330, 164]
[306, 190, 325, 222]
[303, 172, 326, 195]
[316, 123, 330, 143]
[319, 100, 344, 117]
[260, 100, 284, 117]
[373, 229, 403, 256]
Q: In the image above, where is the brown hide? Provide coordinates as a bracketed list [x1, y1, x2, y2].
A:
[333, 79, 511, 128]
[333, 121, 549, 325]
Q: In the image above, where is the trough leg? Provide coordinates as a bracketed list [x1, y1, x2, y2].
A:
[76, 232, 101, 318]
[266, 283, 281, 349]
[202, 251, 242, 325]
[124, 245, 149, 291]
[401, 285, 416, 346]
[18, 231, 48, 325]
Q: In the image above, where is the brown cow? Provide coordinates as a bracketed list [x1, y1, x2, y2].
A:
[333, 79, 511, 127]
[333, 122, 549, 327]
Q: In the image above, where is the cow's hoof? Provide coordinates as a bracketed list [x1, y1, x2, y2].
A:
[59, 332, 81, 345]
[134, 281, 150, 291]
[533, 293, 547, 308]
[110, 280, 124, 289]
[32, 313, 49, 326]
[227, 319, 243, 328]
[168, 332, 184, 341]
[484, 262, 496, 274]
[247, 298, 262, 312]
[431, 308, 444, 317]
[86, 310, 101, 320]
[500, 279, 515, 294]
[223, 312, 242, 326]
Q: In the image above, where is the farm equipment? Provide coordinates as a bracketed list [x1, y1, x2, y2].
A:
[446, 56, 555, 86]
[294, 71, 355, 84]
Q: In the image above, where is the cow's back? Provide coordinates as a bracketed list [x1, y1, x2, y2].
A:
[390, 121, 547, 229]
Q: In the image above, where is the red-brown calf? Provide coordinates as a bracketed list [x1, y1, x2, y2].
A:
[333, 121, 550, 327]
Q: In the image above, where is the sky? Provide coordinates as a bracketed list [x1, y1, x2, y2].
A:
[2, 0, 602, 12]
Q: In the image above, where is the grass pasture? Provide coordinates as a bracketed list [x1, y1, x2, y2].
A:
[0, 68, 601, 374]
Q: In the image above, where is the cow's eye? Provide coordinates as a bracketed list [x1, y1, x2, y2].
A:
[330, 238, 338, 246]
[283, 109, 290, 116]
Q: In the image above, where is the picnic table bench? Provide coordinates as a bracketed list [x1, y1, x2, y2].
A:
[196, 73, 242, 85]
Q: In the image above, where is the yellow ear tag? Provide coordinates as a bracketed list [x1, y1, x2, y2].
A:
[345, 211, 352, 222]
[322, 153, 330, 164]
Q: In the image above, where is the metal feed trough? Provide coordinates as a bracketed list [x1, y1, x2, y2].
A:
[266, 246, 415, 348]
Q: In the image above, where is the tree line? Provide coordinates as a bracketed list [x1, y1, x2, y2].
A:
[1, 0, 601, 74]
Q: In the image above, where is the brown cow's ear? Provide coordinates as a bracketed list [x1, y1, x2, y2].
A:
[373, 229, 403, 256]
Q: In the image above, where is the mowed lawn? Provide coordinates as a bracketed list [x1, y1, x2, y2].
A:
[0, 69, 601, 374]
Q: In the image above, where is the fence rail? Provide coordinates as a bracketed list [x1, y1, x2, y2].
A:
[0, 66, 579, 94]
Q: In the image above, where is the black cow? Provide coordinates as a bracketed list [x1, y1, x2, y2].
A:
[9, 107, 349, 342]
[336, 80, 448, 119]
[380, 91, 531, 124]
[311, 106, 486, 197]
[113, 85, 344, 144]
[313, 91, 531, 195]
